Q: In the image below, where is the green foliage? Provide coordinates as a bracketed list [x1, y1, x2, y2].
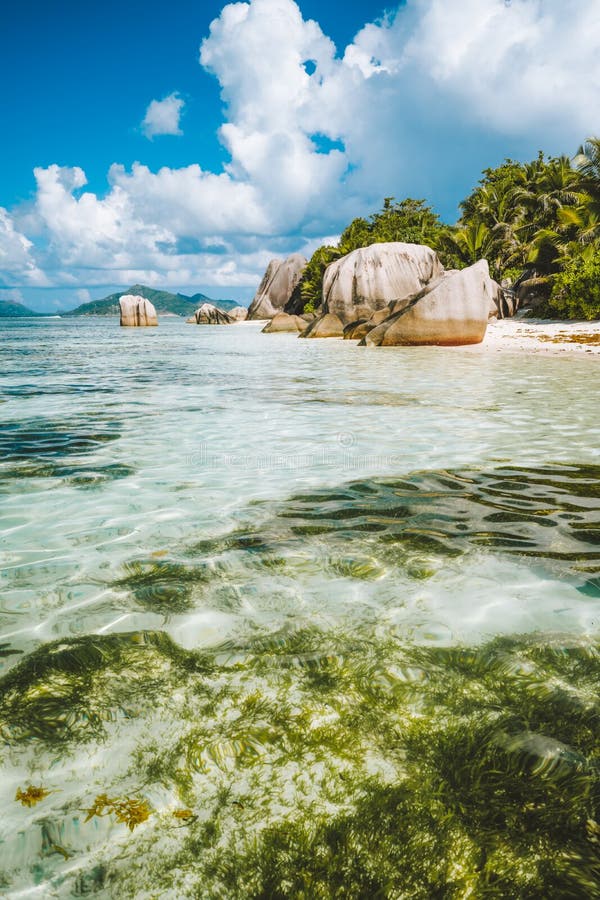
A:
[501, 266, 523, 286]
[440, 221, 495, 270]
[456, 151, 582, 280]
[297, 144, 600, 314]
[300, 199, 448, 312]
[299, 140, 600, 316]
[300, 245, 343, 313]
[547, 249, 600, 320]
[574, 137, 600, 199]
[355, 197, 445, 249]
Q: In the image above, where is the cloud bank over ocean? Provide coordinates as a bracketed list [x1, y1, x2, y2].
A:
[2, 0, 599, 309]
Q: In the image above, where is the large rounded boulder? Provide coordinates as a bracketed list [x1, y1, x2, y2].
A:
[362, 260, 493, 347]
[119, 295, 158, 327]
[247, 254, 308, 319]
[187, 303, 234, 325]
[323, 243, 444, 324]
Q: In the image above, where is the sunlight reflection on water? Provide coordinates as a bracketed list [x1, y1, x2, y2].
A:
[1, 317, 599, 897]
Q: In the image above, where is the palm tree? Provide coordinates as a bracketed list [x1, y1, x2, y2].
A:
[558, 202, 600, 247]
[440, 222, 497, 270]
[574, 138, 600, 198]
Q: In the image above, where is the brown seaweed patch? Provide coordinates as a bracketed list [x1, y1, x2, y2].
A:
[537, 332, 600, 345]
[15, 785, 51, 807]
[83, 794, 151, 831]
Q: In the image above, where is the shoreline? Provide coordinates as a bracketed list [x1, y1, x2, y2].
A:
[5, 311, 600, 356]
[239, 314, 600, 355]
[240, 312, 600, 354]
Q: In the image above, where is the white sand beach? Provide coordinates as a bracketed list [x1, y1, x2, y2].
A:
[482, 316, 600, 355]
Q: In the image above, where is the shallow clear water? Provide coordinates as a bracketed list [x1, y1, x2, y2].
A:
[1, 317, 600, 897]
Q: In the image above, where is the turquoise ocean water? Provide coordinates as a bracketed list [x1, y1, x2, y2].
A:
[1, 317, 600, 897]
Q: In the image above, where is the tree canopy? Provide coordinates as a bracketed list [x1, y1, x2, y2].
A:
[299, 139, 600, 319]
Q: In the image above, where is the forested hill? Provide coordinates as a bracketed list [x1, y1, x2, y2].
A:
[63, 285, 240, 316]
[0, 299, 41, 317]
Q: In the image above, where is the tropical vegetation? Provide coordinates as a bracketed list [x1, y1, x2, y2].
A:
[299, 138, 600, 319]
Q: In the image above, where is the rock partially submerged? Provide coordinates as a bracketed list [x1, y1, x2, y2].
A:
[186, 303, 235, 325]
[343, 320, 371, 341]
[323, 243, 444, 325]
[343, 308, 391, 340]
[299, 313, 344, 339]
[262, 312, 307, 333]
[247, 254, 308, 319]
[362, 260, 493, 347]
[119, 295, 158, 327]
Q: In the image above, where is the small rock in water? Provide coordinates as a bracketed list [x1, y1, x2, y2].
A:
[187, 303, 235, 325]
[119, 295, 158, 327]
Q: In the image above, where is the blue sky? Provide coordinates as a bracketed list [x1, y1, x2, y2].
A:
[2, 0, 382, 208]
[1, 0, 599, 311]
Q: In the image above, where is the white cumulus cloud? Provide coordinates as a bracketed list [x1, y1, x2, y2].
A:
[0, 207, 47, 286]
[3, 0, 600, 304]
[200, 0, 349, 229]
[33, 164, 173, 272]
[403, 0, 600, 138]
[142, 92, 185, 138]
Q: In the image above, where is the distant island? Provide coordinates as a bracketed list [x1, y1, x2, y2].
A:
[0, 298, 43, 318]
[62, 285, 241, 317]
[0, 285, 241, 318]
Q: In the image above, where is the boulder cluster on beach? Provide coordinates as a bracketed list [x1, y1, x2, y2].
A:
[250, 242, 505, 346]
[120, 241, 507, 347]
